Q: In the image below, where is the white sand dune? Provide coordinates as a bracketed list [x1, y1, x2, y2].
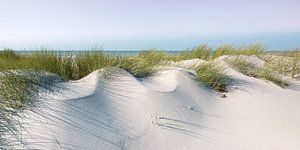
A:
[8, 57, 300, 149]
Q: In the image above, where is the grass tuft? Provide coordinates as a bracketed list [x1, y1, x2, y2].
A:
[119, 50, 166, 77]
[0, 49, 19, 60]
[226, 56, 289, 87]
[0, 70, 59, 109]
[257, 68, 289, 87]
[0, 70, 60, 147]
[196, 63, 231, 92]
[212, 44, 264, 59]
[226, 56, 259, 77]
[174, 45, 212, 61]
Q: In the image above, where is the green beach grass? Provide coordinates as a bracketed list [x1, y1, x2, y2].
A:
[1, 45, 299, 147]
[195, 63, 231, 92]
[0, 70, 60, 146]
[0, 45, 297, 87]
[212, 44, 264, 59]
[226, 56, 289, 87]
[0, 44, 298, 106]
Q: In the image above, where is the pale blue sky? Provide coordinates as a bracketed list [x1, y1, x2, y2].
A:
[0, 0, 300, 50]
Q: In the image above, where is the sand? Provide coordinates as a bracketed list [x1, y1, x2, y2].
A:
[5, 56, 300, 149]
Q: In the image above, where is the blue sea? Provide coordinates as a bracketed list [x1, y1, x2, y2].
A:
[3, 32, 300, 53]
[15, 51, 181, 56]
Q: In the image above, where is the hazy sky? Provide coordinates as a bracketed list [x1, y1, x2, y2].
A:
[0, 0, 300, 50]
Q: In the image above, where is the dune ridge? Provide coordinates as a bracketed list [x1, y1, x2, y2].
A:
[2, 56, 300, 150]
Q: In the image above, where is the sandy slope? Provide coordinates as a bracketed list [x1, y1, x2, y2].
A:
[8, 57, 300, 150]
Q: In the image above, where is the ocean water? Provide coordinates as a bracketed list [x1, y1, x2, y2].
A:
[15, 51, 181, 56]
[3, 33, 300, 52]
[79, 32, 300, 51]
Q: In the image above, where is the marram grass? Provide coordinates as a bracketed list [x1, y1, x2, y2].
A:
[212, 44, 264, 59]
[195, 63, 231, 92]
[226, 56, 289, 87]
[0, 45, 299, 148]
[261, 50, 300, 79]
[257, 67, 289, 87]
[0, 45, 296, 87]
[0, 70, 60, 147]
[0, 44, 268, 110]
[173, 45, 212, 61]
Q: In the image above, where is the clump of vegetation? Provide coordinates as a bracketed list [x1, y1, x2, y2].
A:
[119, 50, 166, 77]
[191, 45, 212, 60]
[0, 72, 40, 147]
[257, 68, 289, 87]
[290, 53, 300, 79]
[0, 70, 59, 110]
[226, 56, 259, 77]
[195, 63, 231, 92]
[280, 51, 299, 79]
[0, 72, 38, 109]
[212, 44, 264, 59]
[0, 50, 73, 80]
[0, 70, 59, 147]
[0, 45, 295, 90]
[74, 51, 117, 79]
[226, 56, 289, 87]
[0, 44, 267, 80]
[0, 50, 166, 80]
[0, 49, 20, 60]
[259, 50, 300, 79]
[174, 45, 212, 61]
